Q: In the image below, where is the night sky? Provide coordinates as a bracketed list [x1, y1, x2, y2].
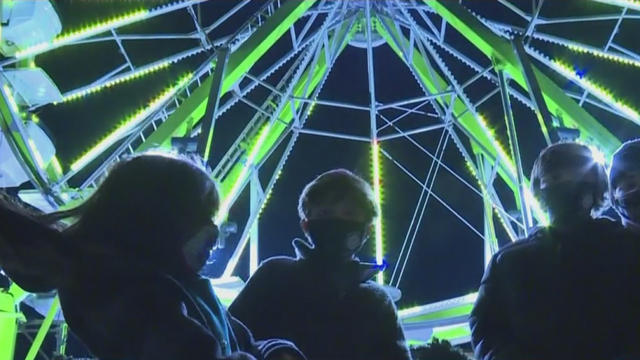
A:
[26, 0, 640, 308]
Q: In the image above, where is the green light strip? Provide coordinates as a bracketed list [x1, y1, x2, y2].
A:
[24, 297, 60, 360]
[70, 74, 192, 172]
[399, 293, 477, 319]
[376, 16, 549, 226]
[566, 44, 640, 68]
[551, 59, 640, 124]
[431, 323, 470, 342]
[476, 115, 516, 175]
[2, 85, 20, 113]
[51, 156, 63, 176]
[592, 0, 640, 10]
[465, 159, 518, 240]
[61, 62, 170, 103]
[529, 32, 640, 68]
[468, 115, 548, 225]
[425, 0, 621, 157]
[371, 141, 384, 283]
[219, 21, 357, 279]
[215, 122, 273, 224]
[0, 291, 19, 360]
[136, 0, 319, 154]
[15, 9, 148, 59]
[474, 110, 549, 224]
[27, 139, 46, 169]
[587, 144, 607, 165]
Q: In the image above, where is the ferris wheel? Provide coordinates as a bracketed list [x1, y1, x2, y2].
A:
[1, 0, 639, 356]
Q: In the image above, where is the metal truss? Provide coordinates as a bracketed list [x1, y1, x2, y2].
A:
[2, 0, 639, 354]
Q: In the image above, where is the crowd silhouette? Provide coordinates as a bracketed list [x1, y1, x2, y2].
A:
[1, 140, 640, 360]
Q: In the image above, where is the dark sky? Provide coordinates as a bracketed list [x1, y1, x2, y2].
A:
[29, 0, 640, 308]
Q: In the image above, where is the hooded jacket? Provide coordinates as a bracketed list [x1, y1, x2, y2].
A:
[470, 218, 640, 360]
[0, 201, 275, 360]
[229, 238, 411, 360]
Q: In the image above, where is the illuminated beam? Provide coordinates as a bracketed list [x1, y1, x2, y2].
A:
[527, 31, 640, 68]
[70, 74, 192, 172]
[591, 0, 640, 11]
[220, 17, 355, 278]
[137, 0, 319, 153]
[432, 324, 471, 344]
[364, 3, 385, 283]
[480, 159, 499, 266]
[0, 83, 59, 203]
[376, 16, 547, 225]
[51, 156, 63, 176]
[567, 44, 640, 67]
[215, 123, 273, 224]
[0, 284, 27, 360]
[399, 293, 475, 344]
[198, 47, 230, 163]
[216, 19, 354, 223]
[59, 47, 203, 103]
[512, 38, 556, 145]
[425, 0, 621, 156]
[24, 297, 60, 360]
[464, 152, 519, 242]
[13, 1, 207, 60]
[544, 57, 640, 125]
[376, 19, 515, 190]
[371, 141, 384, 282]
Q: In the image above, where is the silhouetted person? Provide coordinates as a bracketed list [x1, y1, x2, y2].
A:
[610, 139, 640, 233]
[410, 339, 468, 360]
[470, 142, 640, 360]
[0, 153, 303, 360]
[229, 169, 411, 360]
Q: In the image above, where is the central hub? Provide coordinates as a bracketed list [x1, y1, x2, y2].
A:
[348, 14, 387, 49]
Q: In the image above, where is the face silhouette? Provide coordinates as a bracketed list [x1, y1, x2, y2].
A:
[301, 200, 371, 233]
[182, 222, 218, 272]
[612, 172, 640, 225]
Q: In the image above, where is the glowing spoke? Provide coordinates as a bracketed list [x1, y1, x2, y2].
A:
[551, 60, 640, 124]
[591, 0, 640, 11]
[70, 74, 192, 172]
[16, 10, 148, 59]
[371, 141, 384, 283]
[215, 123, 274, 224]
[60, 62, 170, 103]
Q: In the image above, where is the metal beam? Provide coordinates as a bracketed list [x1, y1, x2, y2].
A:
[379, 124, 446, 141]
[0, 284, 26, 360]
[377, 11, 548, 226]
[221, 9, 355, 277]
[197, 47, 230, 163]
[295, 128, 370, 142]
[391, 129, 451, 287]
[376, 15, 518, 194]
[137, 0, 319, 152]
[366, 1, 385, 284]
[380, 147, 485, 242]
[425, 0, 621, 155]
[216, 11, 353, 203]
[512, 37, 557, 145]
[478, 155, 499, 268]
[378, 92, 454, 111]
[24, 298, 60, 360]
[54, 47, 205, 105]
[249, 172, 263, 275]
[4, 0, 208, 63]
[497, 69, 532, 235]
[592, 0, 640, 11]
[68, 1, 320, 187]
[0, 83, 60, 206]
